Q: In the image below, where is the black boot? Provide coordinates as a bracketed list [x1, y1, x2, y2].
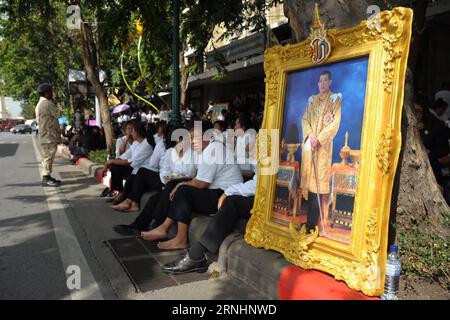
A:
[42, 175, 61, 187]
[48, 176, 62, 184]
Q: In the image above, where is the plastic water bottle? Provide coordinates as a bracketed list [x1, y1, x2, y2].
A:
[381, 244, 401, 300]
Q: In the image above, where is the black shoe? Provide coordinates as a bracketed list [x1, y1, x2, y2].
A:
[42, 177, 61, 187]
[48, 176, 62, 184]
[113, 224, 145, 236]
[99, 187, 110, 198]
[161, 253, 209, 275]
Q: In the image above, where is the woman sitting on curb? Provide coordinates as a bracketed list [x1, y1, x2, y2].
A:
[111, 124, 168, 212]
[104, 121, 154, 206]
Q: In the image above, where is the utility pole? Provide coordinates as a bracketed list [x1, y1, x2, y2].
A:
[170, 0, 181, 126]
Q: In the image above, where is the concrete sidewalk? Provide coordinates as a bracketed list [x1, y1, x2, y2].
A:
[52, 153, 272, 299]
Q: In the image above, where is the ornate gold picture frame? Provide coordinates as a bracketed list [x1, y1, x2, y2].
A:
[245, 7, 413, 296]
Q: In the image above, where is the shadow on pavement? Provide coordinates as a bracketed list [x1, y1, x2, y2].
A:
[5, 195, 48, 204]
[0, 144, 19, 158]
[2, 182, 44, 188]
[0, 212, 70, 300]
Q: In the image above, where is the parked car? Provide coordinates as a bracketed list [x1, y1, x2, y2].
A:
[12, 124, 32, 134]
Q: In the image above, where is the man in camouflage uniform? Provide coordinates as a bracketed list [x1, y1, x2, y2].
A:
[35, 84, 62, 186]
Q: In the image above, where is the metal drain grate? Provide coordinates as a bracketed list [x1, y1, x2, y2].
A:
[123, 257, 179, 291]
[105, 237, 210, 293]
[106, 238, 149, 258]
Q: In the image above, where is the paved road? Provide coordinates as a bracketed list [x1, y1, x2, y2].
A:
[0, 133, 108, 300]
[0, 133, 70, 299]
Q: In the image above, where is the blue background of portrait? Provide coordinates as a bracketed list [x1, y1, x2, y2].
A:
[282, 56, 369, 162]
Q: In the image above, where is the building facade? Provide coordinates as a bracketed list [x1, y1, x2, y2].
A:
[185, 2, 290, 114]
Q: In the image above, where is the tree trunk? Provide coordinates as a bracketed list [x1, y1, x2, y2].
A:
[284, 0, 382, 42]
[78, 10, 114, 153]
[396, 70, 449, 234]
[179, 41, 188, 110]
[283, 0, 449, 237]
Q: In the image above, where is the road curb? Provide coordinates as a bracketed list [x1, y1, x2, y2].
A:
[78, 158, 102, 177]
[57, 145, 105, 183]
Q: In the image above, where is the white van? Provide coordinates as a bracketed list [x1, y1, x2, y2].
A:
[25, 120, 37, 131]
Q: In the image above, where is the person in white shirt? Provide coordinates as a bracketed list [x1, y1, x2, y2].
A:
[150, 110, 159, 123]
[105, 122, 153, 205]
[113, 126, 198, 236]
[117, 112, 131, 125]
[159, 141, 198, 184]
[115, 121, 134, 158]
[180, 108, 187, 124]
[139, 109, 148, 123]
[144, 111, 151, 123]
[153, 121, 166, 146]
[141, 122, 243, 250]
[211, 120, 227, 144]
[159, 107, 170, 123]
[185, 106, 194, 123]
[206, 101, 214, 114]
[112, 128, 167, 212]
[161, 162, 258, 274]
[234, 115, 257, 172]
[146, 109, 155, 123]
[99, 121, 135, 199]
[434, 82, 450, 122]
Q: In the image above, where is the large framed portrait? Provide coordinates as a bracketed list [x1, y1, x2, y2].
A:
[245, 7, 413, 296]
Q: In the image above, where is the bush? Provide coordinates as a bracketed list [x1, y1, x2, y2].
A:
[88, 149, 109, 165]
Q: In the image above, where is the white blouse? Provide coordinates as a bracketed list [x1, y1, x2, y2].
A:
[235, 130, 257, 164]
[120, 139, 154, 175]
[142, 140, 166, 172]
[225, 163, 258, 197]
[115, 135, 131, 158]
[154, 133, 163, 146]
[159, 146, 198, 184]
[196, 141, 243, 190]
[236, 130, 257, 171]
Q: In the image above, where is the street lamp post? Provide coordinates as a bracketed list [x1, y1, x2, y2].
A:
[170, 0, 181, 126]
